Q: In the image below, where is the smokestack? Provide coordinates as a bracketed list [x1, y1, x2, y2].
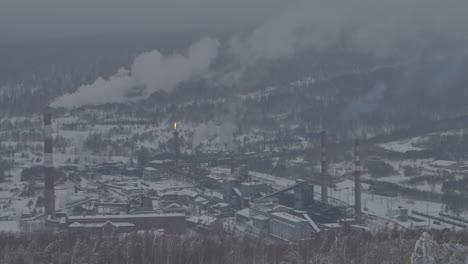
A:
[173, 122, 179, 166]
[320, 131, 328, 204]
[43, 113, 55, 218]
[354, 139, 362, 219]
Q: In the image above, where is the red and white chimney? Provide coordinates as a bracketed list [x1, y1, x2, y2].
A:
[43, 113, 55, 218]
[320, 131, 328, 204]
[354, 139, 362, 219]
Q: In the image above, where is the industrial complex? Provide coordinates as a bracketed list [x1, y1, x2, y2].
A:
[0, 113, 462, 242]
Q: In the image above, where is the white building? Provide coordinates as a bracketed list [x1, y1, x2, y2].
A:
[270, 212, 312, 241]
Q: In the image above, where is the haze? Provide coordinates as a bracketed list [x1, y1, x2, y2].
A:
[0, 0, 288, 44]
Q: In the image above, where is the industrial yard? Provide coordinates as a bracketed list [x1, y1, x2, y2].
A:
[0, 113, 467, 244]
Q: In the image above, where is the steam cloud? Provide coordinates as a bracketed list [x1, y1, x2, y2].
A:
[51, 0, 468, 109]
[51, 37, 220, 108]
[192, 121, 236, 151]
[341, 83, 387, 120]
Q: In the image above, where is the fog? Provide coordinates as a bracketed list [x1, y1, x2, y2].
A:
[3, 0, 466, 48]
[36, 0, 468, 108]
[0, 0, 288, 44]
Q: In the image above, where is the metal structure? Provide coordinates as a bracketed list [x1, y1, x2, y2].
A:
[43, 113, 55, 218]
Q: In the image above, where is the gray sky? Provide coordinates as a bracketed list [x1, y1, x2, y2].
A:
[0, 0, 290, 43]
[2, 0, 467, 51]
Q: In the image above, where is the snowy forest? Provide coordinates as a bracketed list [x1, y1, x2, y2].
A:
[0, 230, 467, 264]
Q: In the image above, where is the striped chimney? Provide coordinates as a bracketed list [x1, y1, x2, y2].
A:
[43, 113, 55, 218]
[320, 131, 328, 203]
[354, 139, 362, 218]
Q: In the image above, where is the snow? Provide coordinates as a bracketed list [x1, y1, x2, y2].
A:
[68, 213, 184, 220]
[236, 208, 250, 218]
[327, 180, 461, 230]
[69, 221, 135, 228]
[0, 221, 21, 233]
[186, 215, 217, 226]
[431, 160, 456, 167]
[248, 171, 296, 189]
[271, 212, 306, 223]
[378, 142, 425, 153]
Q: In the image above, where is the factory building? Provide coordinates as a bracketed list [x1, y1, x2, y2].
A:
[223, 180, 271, 209]
[270, 212, 312, 241]
[65, 213, 186, 232]
[143, 167, 164, 181]
[68, 221, 135, 235]
[232, 199, 318, 241]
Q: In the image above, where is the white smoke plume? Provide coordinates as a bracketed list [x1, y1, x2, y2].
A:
[51, 37, 220, 108]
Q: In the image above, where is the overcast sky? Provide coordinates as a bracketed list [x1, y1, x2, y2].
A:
[2, 0, 468, 48]
[0, 0, 291, 44]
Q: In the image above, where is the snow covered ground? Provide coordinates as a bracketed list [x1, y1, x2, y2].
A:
[246, 168, 465, 231]
[378, 137, 427, 153]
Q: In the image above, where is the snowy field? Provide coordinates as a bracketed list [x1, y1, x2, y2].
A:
[378, 137, 427, 153]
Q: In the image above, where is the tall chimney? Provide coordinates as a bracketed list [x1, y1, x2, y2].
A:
[320, 131, 328, 203]
[173, 122, 179, 166]
[43, 113, 55, 218]
[354, 139, 362, 219]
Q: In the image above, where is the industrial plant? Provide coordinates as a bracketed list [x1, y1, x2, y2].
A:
[2, 112, 454, 243]
[3, 1, 468, 261]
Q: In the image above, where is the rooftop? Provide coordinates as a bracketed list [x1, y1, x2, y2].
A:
[271, 212, 306, 223]
[69, 221, 135, 228]
[68, 213, 185, 221]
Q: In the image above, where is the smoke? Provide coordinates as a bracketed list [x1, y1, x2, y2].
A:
[192, 121, 236, 151]
[192, 98, 239, 151]
[228, 0, 468, 65]
[50, 0, 468, 108]
[341, 83, 387, 120]
[51, 37, 220, 108]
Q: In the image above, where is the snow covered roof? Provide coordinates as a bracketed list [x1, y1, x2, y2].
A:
[252, 215, 268, 221]
[322, 223, 342, 228]
[350, 225, 370, 231]
[431, 160, 457, 167]
[69, 221, 135, 228]
[149, 160, 173, 164]
[0, 221, 21, 233]
[194, 197, 209, 205]
[233, 187, 242, 197]
[271, 212, 306, 223]
[68, 213, 185, 221]
[241, 181, 264, 186]
[214, 202, 229, 208]
[108, 222, 135, 227]
[186, 216, 217, 226]
[236, 208, 250, 218]
[165, 203, 182, 208]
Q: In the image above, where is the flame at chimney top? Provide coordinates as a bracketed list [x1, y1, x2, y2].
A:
[174, 122, 177, 130]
